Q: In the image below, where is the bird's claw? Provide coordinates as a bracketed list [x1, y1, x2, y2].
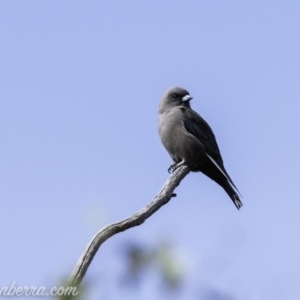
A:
[168, 164, 176, 174]
[168, 161, 187, 173]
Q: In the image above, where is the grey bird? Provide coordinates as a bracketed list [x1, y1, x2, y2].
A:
[158, 87, 242, 209]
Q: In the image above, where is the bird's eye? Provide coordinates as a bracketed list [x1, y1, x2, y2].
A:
[173, 93, 179, 99]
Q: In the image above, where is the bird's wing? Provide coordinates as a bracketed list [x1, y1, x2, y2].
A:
[182, 108, 223, 163]
[182, 107, 239, 192]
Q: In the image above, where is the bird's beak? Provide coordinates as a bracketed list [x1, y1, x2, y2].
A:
[182, 95, 193, 102]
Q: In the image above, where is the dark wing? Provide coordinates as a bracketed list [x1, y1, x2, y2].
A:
[182, 107, 223, 164]
[182, 107, 239, 192]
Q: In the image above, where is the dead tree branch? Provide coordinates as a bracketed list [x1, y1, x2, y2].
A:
[59, 165, 190, 299]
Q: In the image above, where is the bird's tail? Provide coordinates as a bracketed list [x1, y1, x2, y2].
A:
[205, 154, 243, 210]
[222, 181, 243, 210]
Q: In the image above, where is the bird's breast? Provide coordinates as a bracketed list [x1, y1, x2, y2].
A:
[158, 110, 207, 167]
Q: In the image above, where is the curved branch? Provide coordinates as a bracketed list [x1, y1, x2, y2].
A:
[61, 165, 190, 298]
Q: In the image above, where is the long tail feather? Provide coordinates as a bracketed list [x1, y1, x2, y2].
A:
[206, 154, 243, 209]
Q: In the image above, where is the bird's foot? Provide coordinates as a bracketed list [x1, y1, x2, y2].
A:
[168, 163, 177, 174]
[168, 161, 186, 174]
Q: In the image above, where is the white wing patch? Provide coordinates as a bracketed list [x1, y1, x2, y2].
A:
[206, 153, 241, 194]
[206, 154, 230, 181]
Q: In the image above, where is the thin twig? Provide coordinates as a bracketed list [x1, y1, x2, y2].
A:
[59, 165, 190, 299]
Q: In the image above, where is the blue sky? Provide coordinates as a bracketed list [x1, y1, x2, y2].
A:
[1, 1, 300, 299]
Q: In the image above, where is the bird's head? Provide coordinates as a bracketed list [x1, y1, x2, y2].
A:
[159, 87, 193, 113]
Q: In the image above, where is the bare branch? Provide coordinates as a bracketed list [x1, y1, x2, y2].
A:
[60, 165, 190, 299]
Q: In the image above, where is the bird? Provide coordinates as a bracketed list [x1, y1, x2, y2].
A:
[158, 86, 242, 209]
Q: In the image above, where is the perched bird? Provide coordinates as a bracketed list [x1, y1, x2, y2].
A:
[158, 87, 242, 209]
